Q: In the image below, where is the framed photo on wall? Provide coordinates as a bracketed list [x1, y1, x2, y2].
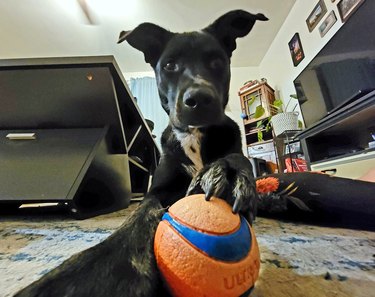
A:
[306, 0, 328, 32]
[337, 0, 366, 22]
[319, 11, 337, 37]
[288, 33, 305, 67]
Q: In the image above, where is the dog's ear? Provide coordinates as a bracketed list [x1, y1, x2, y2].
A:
[204, 10, 268, 57]
[118, 23, 174, 67]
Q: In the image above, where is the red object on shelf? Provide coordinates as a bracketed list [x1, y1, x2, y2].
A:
[285, 158, 308, 172]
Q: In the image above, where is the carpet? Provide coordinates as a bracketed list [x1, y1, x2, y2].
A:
[0, 203, 374, 297]
[0, 204, 137, 297]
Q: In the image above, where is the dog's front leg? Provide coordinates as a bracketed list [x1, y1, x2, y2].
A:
[187, 153, 257, 223]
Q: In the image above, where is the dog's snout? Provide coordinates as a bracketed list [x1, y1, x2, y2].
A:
[183, 90, 213, 109]
[178, 87, 223, 127]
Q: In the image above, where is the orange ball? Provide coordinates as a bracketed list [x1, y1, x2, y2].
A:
[154, 194, 260, 297]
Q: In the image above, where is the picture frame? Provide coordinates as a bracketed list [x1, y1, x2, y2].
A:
[288, 33, 305, 67]
[337, 0, 366, 22]
[319, 11, 337, 37]
[306, 0, 328, 32]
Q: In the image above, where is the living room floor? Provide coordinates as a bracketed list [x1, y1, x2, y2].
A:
[0, 203, 374, 297]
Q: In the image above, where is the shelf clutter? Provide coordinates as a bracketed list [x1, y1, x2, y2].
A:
[238, 81, 307, 175]
[276, 130, 307, 173]
[239, 82, 279, 175]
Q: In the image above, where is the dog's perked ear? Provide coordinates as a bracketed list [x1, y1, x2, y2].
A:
[118, 23, 174, 67]
[203, 10, 268, 57]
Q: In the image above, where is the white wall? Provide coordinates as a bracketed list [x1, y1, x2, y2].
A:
[259, 0, 345, 121]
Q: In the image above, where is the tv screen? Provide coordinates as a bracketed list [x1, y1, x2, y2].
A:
[294, 0, 375, 128]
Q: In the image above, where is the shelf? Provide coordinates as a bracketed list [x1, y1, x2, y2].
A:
[297, 90, 375, 139]
[246, 129, 273, 143]
[239, 81, 281, 172]
[245, 128, 266, 136]
[243, 114, 269, 125]
[238, 82, 261, 95]
[298, 91, 375, 166]
[0, 56, 161, 217]
[247, 139, 274, 147]
[310, 147, 375, 165]
[129, 156, 149, 172]
[127, 125, 142, 152]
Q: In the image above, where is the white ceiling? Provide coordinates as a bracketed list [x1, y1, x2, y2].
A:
[0, 0, 296, 73]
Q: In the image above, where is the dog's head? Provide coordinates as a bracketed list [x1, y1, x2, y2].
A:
[118, 10, 268, 130]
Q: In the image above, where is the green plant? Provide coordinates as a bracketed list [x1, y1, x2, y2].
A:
[276, 93, 300, 111]
[256, 117, 271, 142]
[249, 94, 302, 142]
[248, 97, 287, 121]
[247, 95, 265, 118]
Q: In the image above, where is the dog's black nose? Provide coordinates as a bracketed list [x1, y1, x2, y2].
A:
[184, 97, 198, 108]
[183, 90, 213, 109]
[179, 87, 223, 127]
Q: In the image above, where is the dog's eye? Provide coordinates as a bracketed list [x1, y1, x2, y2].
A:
[209, 58, 224, 70]
[163, 62, 179, 72]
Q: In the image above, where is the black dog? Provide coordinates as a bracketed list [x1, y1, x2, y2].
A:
[15, 10, 267, 297]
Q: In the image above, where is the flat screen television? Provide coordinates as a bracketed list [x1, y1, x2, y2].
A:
[294, 0, 375, 128]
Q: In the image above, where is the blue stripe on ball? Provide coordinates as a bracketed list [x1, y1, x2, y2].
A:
[162, 212, 251, 262]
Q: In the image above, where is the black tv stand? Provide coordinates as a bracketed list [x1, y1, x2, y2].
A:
[327, 88, 374, 115]
[297, 90, 375, 178]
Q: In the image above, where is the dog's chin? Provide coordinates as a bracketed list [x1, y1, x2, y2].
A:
[172, 111, 226, 129]
[186, 118, 223, 128]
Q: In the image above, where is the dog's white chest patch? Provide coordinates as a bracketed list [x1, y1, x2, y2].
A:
[174, 128, 203, 174]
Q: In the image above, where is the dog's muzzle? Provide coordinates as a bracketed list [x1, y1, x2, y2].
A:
[178, 87, 224, 127]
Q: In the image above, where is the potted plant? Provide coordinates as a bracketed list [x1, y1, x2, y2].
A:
[252, 94, 302, 141]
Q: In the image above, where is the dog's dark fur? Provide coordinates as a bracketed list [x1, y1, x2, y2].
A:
[15, 10, 267, 297]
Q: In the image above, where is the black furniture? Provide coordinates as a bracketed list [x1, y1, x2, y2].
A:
[296, 90, 375, 173]
[0, 56, 160, 218]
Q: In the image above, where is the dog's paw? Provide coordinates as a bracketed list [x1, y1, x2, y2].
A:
[186, 155, 257, 223]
